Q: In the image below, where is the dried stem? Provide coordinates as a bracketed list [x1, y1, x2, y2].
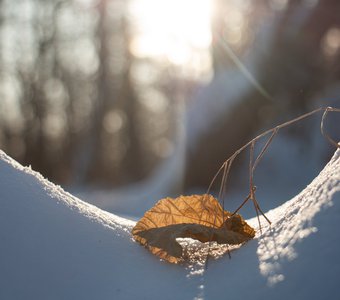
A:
[207, 106, 340, 229]
[203, 106, 339, 268]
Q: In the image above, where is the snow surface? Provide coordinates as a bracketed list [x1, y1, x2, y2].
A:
[0, 148, 339, 300]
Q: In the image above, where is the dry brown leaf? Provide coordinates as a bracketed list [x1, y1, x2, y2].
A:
[132, 194, 255, 264]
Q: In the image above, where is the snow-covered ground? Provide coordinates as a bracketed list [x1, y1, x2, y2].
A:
[0, 148, 339, 300]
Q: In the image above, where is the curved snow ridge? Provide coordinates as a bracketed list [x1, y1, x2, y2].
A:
[255, 148, 340, 285]
[0, 149, 204, 300]
[1, 149, 340, 299]
[0, 150, 134, 235]
[203, 148, 340, 300]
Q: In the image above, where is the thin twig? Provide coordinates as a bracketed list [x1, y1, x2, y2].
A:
[252, 127, 279, 172]
[204, 106, 339, 267]
[321, 107, 340, 148]
[208, 106, 340, 223]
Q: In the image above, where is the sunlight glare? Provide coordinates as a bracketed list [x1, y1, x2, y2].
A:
[129, 0, 212, 67]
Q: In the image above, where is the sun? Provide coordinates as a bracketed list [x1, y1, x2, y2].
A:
[129, 0, 212, 71]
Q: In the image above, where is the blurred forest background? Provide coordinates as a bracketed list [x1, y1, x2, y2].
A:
[1, 0, 340, 212]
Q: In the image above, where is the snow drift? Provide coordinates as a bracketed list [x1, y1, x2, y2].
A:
[0, 148, 339, 300]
